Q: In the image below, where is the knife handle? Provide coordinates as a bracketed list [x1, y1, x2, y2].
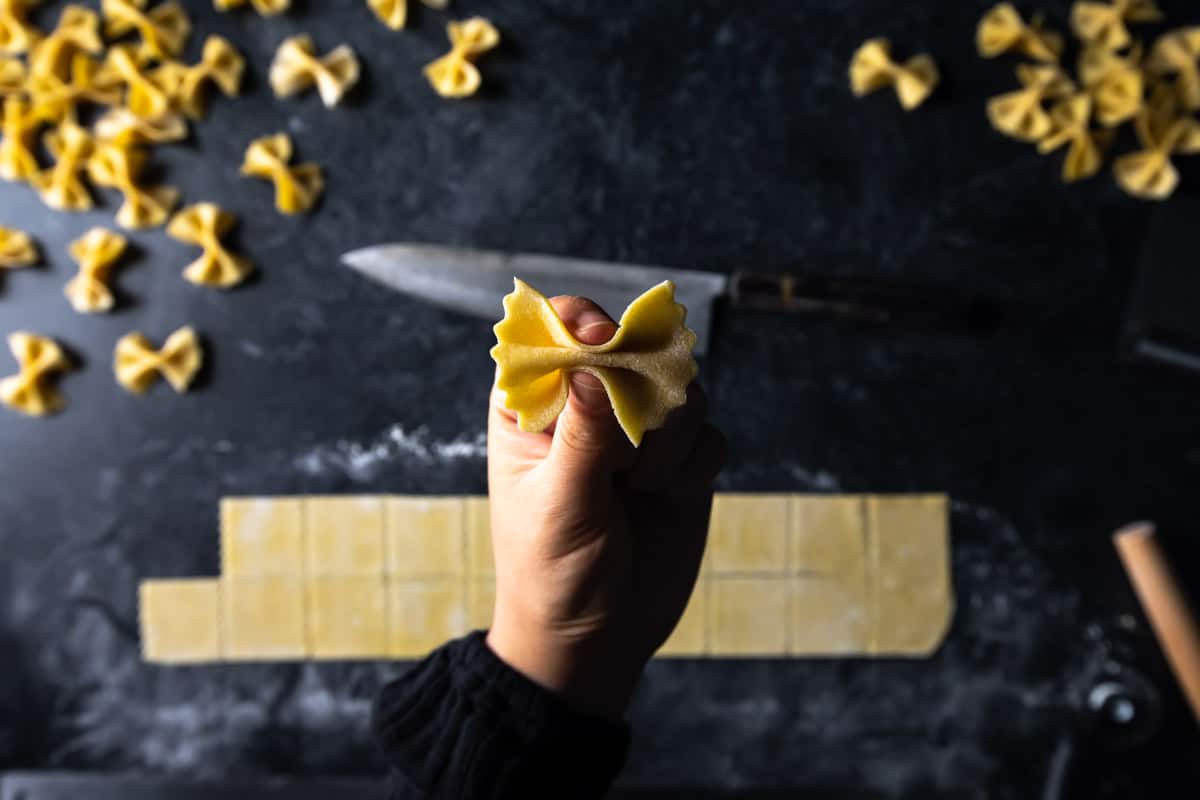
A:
[729, 270, 1000, 332]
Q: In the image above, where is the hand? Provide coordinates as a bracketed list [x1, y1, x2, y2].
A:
[485, 295, 726, 720]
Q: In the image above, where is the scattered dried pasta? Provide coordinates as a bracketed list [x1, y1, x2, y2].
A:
[1146, 29, 1200, 111]
[102, 0, 191, 60]
[214, 0, 290, 16]
[367, 0, 448, 31]
[1078, 44, 1144, 127]
[27, 53, 123, 124]
[977, 3, 1063, 62]
[93, 107, 187, 145]
[987, 64, 1074, 141]
[63, 226, 127, 312]
[167, 202, 253, 289]
[425, 17, 500, 99]
[1071, 0, 1162, 51]
[240, 133, 323, 214]
[1114, 88, 1200, 199]
[1038, 94, 1108, 181]
[0, 224, 37, 268]
[87, 142, 179, 228]
[114, 325, 202, 394]
[28, 5, 103, 81]
[0, 0, 41, 56]
[269, 34, 360, 108]
[849, 38, 939, 111]
[0, 96, 40, 181]
[173, 35, 244, 119]
[104, 44, 174, 118]
[33, 121, 95, 211]
[490, 279, 698, 447]
[0, 332, 72, 416]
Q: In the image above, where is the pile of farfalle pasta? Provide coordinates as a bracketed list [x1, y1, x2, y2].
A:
[852, 1, 1200, 201]
[0, 0, 500, 418]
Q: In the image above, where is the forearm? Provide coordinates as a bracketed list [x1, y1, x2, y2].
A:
[372, 632, 631, 800]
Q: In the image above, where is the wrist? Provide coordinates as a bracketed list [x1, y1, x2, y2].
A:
[486, 617, 643, 721]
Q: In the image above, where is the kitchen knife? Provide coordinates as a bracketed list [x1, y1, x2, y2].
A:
[340, 244, 997, 355]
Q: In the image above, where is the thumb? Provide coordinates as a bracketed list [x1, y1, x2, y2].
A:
[545, 298, 628, 486]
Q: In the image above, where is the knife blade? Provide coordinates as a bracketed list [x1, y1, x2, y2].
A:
[341, 244, 730, 354]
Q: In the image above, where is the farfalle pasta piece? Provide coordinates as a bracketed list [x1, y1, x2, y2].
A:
[0, 0, 41, 56]
[102, 0, 189, 60]
[367, 0, 448, 31]
[167, 202, 253, 288]
[1038, 93, 1107, 182]
[214, 0, 289, 15]
[0, 57, 23, 93]
[114, 325, 202, 394]
[490, 279, 698, 447]
[977, 3, 1064, 62]
[425, 17, 500, 99]
[1078, 44, 1144, 126]
[27, 53, 123, 123]
[269, 34, 359, 108]
[172, 36, 243, 119]
[33, 121, 94, 211]
[849, 37, 939, 111]
[104, 44, 173, 118]
[87, 141, 179, 228]
[0, 96, 40, 181]
[1146, 29, 1200, 111]
[987, 64, 1075, 141]
[63, 226, 127, 312]
[1113, 90, 1200, 200]
[239, 133, 323, 214]
[1071, 0, 1162, 51]
[0, 224, 37, 268]
[28, 5, 102, 81]
[93, 107, 187, 145]
[0, 332, 71, 416]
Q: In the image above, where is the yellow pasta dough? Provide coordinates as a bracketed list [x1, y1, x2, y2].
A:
[1146, 29, 1200, 111]
[102, 0, 190, 60]
[240, 132, 323, 214]
[28, 5, 103, 81]
[0, 96, 39, 181]
[0, 0, 40, 57]
[0, 224, 36, 267]
[87, 141, 179, 228]
[27, 53, 123, 124]
[849, 38, 939, 111]
[367, 0, 448, 31]
[987, 64, 1074, 141]
[93, 107, 187, 145]
[34, 121, 94, 211]
[167, 202, 253, 288]
[0, 57, 23, 94]
[0, 332, 71, 416]
[1071, 0, 1162, 51]
[114, 325, 202, 394]
[269, 34, 359, 108]
[976, 3, 1063, 63]
[173, 35, 244, 119]
[1078, 44, 1144, 127]
[104, 44, 173, 118]
[214, 0, 290, 16]
[424, 17, 500, 99]
[63, 226, 127, 312]
[1114, 88, 1200, 199]
[490, 278, 698, 447]
[1038, 93, 1107, 182]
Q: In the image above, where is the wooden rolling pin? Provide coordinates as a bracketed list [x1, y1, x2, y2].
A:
[1113, 522, 1200, 723]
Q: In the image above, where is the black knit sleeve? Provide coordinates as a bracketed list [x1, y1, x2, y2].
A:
[372, 631, 631, 800]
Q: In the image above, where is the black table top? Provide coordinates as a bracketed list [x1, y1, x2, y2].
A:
[1, 0, 1198, 796]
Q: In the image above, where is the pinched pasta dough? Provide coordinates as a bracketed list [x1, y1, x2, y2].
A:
[64, 226, 127, 312]
[424, 17, 499, 99]
[0, 224, 36, 267]
[240, 133, 323, 214]
[168, 202, 252, 288]
[269, 34, 359, 108]
[0, 332, 72, 416]
[849, 38, 939, 111]
[114, 325, 202, 394]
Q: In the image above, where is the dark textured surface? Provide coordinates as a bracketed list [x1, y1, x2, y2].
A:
[0, 0, 1198, 796]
